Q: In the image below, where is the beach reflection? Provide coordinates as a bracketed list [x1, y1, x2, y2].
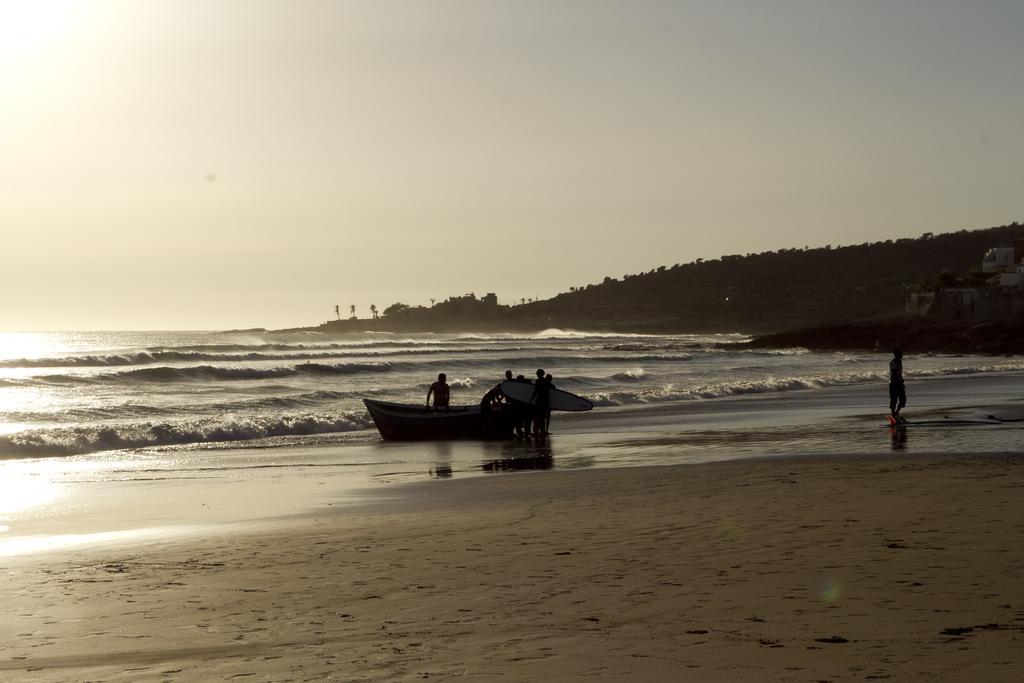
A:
[482, 440, 554, 473]
[421, 439, 561, 478]
[0, 468, 62, 517]
[889, 426, 908, 451]
[0, 526, 205, 558]
[428, 442, 454, 478]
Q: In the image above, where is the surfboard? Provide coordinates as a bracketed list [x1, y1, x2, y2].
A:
[500, 381, 593, 412]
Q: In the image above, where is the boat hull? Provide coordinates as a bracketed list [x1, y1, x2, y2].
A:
[363, 399, 515, 441]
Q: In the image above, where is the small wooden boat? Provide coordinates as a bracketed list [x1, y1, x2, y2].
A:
[363, 399, 516, 441]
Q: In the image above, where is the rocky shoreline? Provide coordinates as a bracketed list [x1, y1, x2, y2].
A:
[746, 317, 1024, 354]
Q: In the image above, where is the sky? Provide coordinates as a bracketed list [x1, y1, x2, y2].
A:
[1, 0, 1022, 331]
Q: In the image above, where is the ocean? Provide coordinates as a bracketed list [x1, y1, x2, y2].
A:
[3, 328, 1024, 460]
[3, 328, 1024, 556]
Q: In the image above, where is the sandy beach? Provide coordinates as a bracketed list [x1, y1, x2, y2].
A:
[4, 452, 1024, 681]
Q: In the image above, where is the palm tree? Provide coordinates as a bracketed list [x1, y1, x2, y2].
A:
[370, 304, 378, 319]
[349, 305, 356, 319]
[334, 305, 340, 320]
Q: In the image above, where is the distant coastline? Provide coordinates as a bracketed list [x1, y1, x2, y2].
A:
[270, 317, 738, 336]
[248, 316, 1024, 356]
[242, 222, 1024, 353]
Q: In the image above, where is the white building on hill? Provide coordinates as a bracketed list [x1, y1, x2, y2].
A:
[982, 247, 1017, 273]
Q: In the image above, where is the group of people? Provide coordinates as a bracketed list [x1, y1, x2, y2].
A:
[426, 368, 556, 438]
[424, 350, 910, 436]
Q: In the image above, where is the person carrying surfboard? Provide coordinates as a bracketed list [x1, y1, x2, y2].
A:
[531, 369, 552, 437]
[495, 370, 531, 437]
[499, 374, 593, 437]
[512, 374, 531, 437]
[542, 373, 556, 434]
[889, 349, 906, 422]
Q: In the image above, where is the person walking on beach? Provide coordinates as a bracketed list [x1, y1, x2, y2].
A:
[889, 348, 906, 422]
[426, 373, 450, 410]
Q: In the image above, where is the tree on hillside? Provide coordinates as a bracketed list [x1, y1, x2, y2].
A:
[349, 305, 356, 319]
[383, 303, 410, 317]
[334, 305, 340, 320]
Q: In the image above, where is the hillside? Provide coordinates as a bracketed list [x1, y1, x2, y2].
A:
[502, 222, 1024, 333]
[308, 221, 1024, 335]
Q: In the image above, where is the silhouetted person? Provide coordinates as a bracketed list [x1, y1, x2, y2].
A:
[495, 370, 514, 404]
[481, 370, 523, 438]
[511, 373, 530, 437]
[542, 373, 556, 434]
[478, 381, 506, 438]
[889, 349, 906, 422]
[480, 384, 503, 409]
[531, 369, 551, 437]
[481, 370, 512, 412]
[426, 373, 450, 410]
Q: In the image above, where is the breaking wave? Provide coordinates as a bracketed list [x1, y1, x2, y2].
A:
[0, 350, 361, 368]
[0, 412, 374, 458]
[610, 369, 648, 381]
[13, 353, 697, 386]
[0, 344, 623, 369]
[603, 342, 703, 352]
[34, 362, 402, 384]
[1, 390, 375, 423]
[586, 371, 912, 407]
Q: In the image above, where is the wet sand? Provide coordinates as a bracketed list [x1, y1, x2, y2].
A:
[4, 452, 1024, 681]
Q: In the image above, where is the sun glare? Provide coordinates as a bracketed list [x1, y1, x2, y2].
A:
[0, 470, 62, 517]
[0, 0, 80, 64]
[0, 332, 65, 361]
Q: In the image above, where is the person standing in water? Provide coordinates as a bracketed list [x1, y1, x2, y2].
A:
[541, 373, 556, 435]
[426, 373, 450, 410]
[889, 348, 906, 422]
[531, 369, 551, 438]
[514, 374, 531, 437]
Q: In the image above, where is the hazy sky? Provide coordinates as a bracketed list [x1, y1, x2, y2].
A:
[2, 0, 1022, 330]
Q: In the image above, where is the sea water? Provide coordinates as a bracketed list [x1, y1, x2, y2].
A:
[2, 328, 1024, 460]
[2, 329, 1024, 554]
